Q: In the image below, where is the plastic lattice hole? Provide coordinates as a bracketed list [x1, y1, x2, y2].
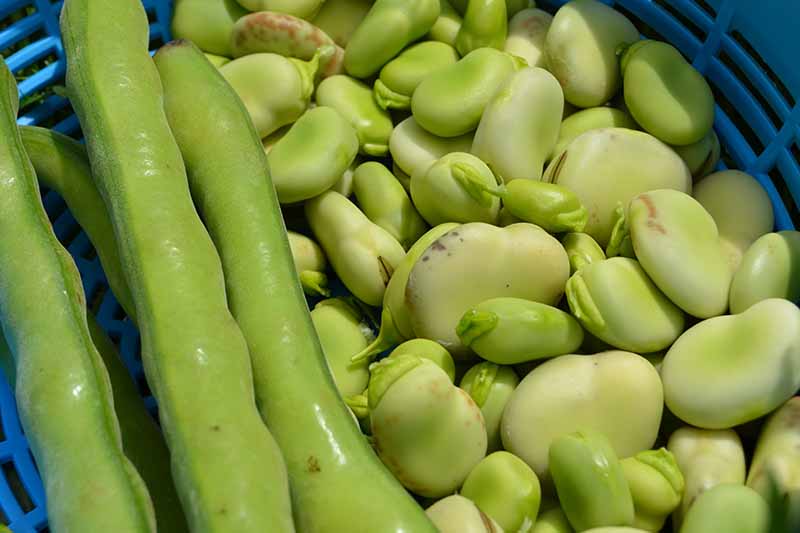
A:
[709, 79, 767, 154]
[135, 373, 153, 401]
[2, 460, 34, 514]
[111, 298, 128, 322]
[108, 329, 123, 348]
[693, 0, 717, 17]
[791, 142, 800, 168]
[653, 0, 707, 40]
[33, 94, 75, 132]
[770, 166, 800, 227]
[38, 526, 50, 533]
[150, 35, 166, 50]
[730, 30, 796, 108]
[613, 4, 666, 41]
[0, 4, 37, 39]
[717, 48, 782, 129]
[146, 6, 158, 24]
[80, 242, 99, 262]
[88, 284, 108, 317]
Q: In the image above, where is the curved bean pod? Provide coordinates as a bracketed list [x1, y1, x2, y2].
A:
[0, 57, 155, 533]
[63, 5, 295, 529]
[155, 41, 435, 533]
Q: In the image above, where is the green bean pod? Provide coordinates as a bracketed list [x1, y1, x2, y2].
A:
[311, 0, 374, 47]
[19, 126, 135, 319]
[545, 0, 639, 107]
[692, 170, 774, 271]
[220, 51, 319, 138]
[268, 106, 360, 203]
[389, 338, 456, 381]
[455, 0, 507, 56]
[310, 298, 372, 397]
[425, 495, 504, 533]
[505, 8, 553, 69]
[86, 317, 189, 532]
[306, 190, 406, 306]
[390, 116, 474, 177]
[353, 161, 428, 249]
[472, 67, 564, 182]
[374, 41, 459, 111]
[457, 297, 584, 365]
[562, 232, 606, 274]
[230, 12, 345, 78]
[317, 75, 394, 156]
[549, 430, 635, 531]
[411, 152, 501, 225]
[747, 397, 800, 504]
[428, 0, 463, 46]
[16, 125, 185, 530]
[0, 57, 155, 532]
[65, 2, 302, 521]
[551, 107, 639, 161]
[235, 0, 325, 19]
[622, 40, 715, 146]
[680, 485, 769, 533]
[460, 361, 520, 452]
[667, 426, 746, 530]
[620, 448, 684, 532]
[729, 231, 800, 313]
[344, 0, 441, 78]
[412, 48, 525, 137]
[350, 223, 459, 364]
[154, 40, 436, 533]
[461, 451, 542, 532]
[287, 230, 330, 297]
[171, 0, 247, 57]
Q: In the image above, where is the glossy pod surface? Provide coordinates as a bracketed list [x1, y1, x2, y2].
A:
[0, 56, 156, 533]
[155, 42, 435, 533]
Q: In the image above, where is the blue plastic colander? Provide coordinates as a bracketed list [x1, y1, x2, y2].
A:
[0, 0, 798, 530]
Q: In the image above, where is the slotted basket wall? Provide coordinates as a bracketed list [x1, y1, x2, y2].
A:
[0, 0, 798, 530]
